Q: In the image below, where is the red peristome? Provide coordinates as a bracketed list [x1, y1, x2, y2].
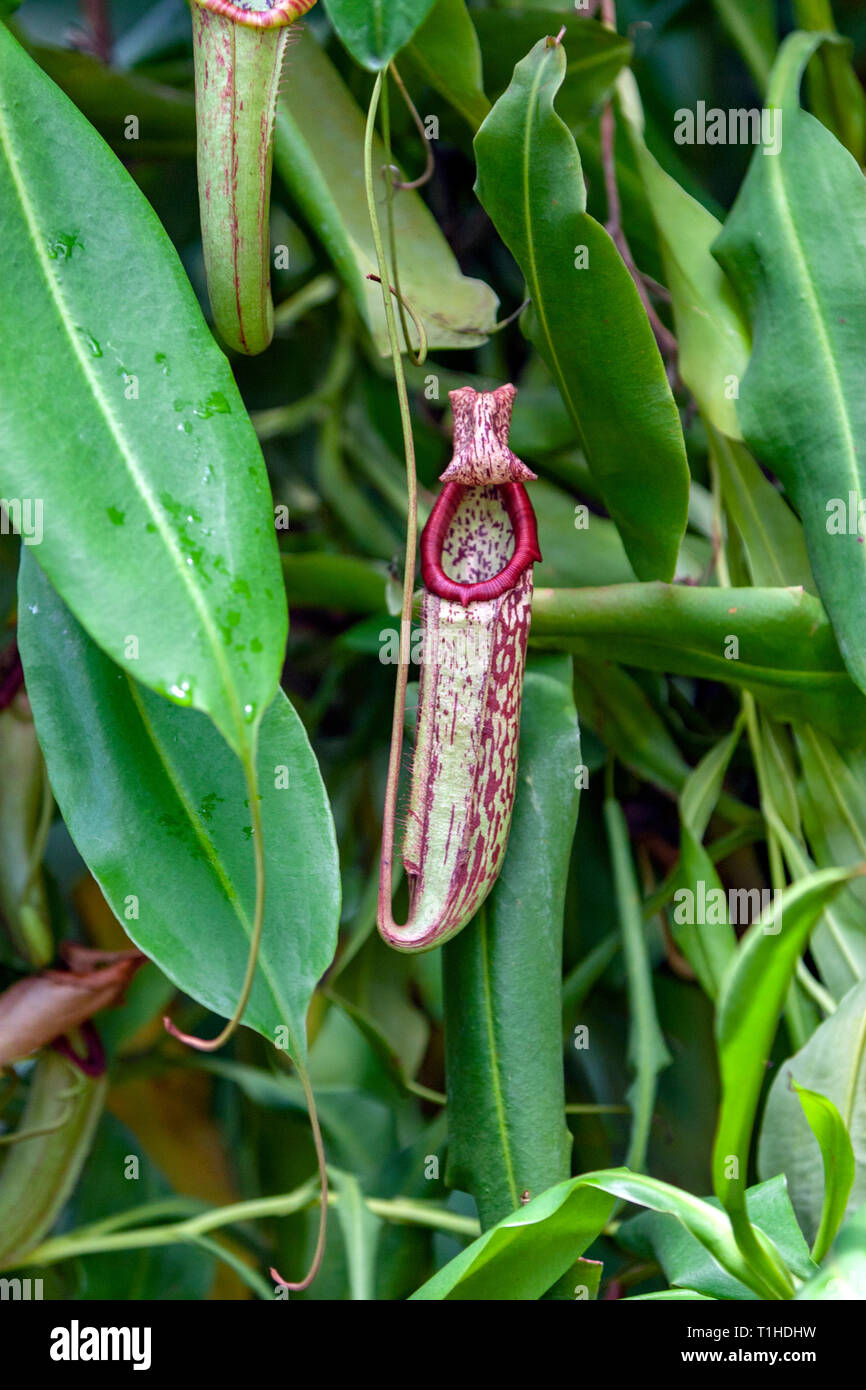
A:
[421, 481, 542, 606]
[192, 0, 316, 27]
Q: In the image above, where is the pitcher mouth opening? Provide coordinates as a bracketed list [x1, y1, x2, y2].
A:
[420, 482, 542, 607]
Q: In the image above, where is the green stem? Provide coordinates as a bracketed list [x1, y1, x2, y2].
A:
[15, 1184, 479, 1270]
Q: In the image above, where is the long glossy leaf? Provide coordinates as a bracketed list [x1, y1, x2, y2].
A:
[323, 0, 438, 70]
[714, 32, 866, 698]
[274, 31, 498, 353]
[442, 657, 577, 1228]
[759, 979, 866, 1250]
[403, 0, 489, 130]
[0, 25, 285, 759]
[410, 1175, 615, 1301]
[474, 10, 630, 130]
[412, 1166, 769, 1300]
[713, 867, 861, 1223]
[474, 38, 689, 582]
[18, 552, 340, 1061]
[618, 72, 750, 440]
[532, 582, 866, 745]
[793, 1083, 856, 1264]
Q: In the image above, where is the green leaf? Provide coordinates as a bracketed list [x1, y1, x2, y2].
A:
[791, 0, 866, 161]
[759, 979, 866, 1253]
[793, 727, 866, 997]
[572, 661, 691, 799]
[442, 656, 577, 1228]
[793, 1083, 856, 1263]
[473, 11, 631, 131]
[711, 0, 777, 91]
[713, 867, 861, 1228]
[323, 0, 438, 70]
[621, 1174, 814, 1300]
[0, 25, 285, 759]
[671, 728, 741, 998]
[274, 31, 498, 352]
[410, 1175, 615, 1300]
[403, 0, 490, 130]
[23, 40, 196, 158]
[714, 32, 866, 698]
[329, 1167, 383, 1300]
[531, 582, 866, 746]
[618, 74, 751, 440]
[66, 1113, 214, 1300]
[474, 37, 689, 583]
[412, 1166, 772, 1300]
[712, 429, 814, 591]
[17, 553, 340, 1061]
[794, 1201, 866, 1299]
[605, 797, 672, 1171]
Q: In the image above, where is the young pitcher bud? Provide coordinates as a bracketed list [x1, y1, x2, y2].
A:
[190, 1, 317, 355]
[378, 385, 542, 951]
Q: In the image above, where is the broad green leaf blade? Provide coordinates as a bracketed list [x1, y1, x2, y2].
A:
[442, 656, 577, 1228]
[759, 979, 866, 1251]
[604, 797, 672, 1171]
[793, 1083, 856, 1264]
[0, 26, 285, 759]
[473, 10, 631, 130]
[403, 0, 490, 130]
[274, 31, 498, 352]
[323, 0, 438, 71]
[713, 867, 861, 1222]
[714, 32, 866, 698]
[794, 1201, 866, 1299]
[621, 1174, 814, 1300]
[18, 552, 340, 1061]
[410, 1177, 615, 1300]
[474, 38, 689, 582]
[532, 582, 866, 745]
[412, 1167, 768, 1300]
[618, 72, 750, 440]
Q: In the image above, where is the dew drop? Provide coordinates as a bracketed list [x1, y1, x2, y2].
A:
[47, 232, 83, 261]
[77, 328, 102, 358]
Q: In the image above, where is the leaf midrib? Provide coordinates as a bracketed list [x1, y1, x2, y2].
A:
[765, 147, 865, 553]
[479, 905, 520, 1214]
[127, 678, 299, 1053]
[0, 88, 244, 750]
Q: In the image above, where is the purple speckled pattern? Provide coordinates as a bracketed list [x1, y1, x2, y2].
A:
[380, 385, 538, 952]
